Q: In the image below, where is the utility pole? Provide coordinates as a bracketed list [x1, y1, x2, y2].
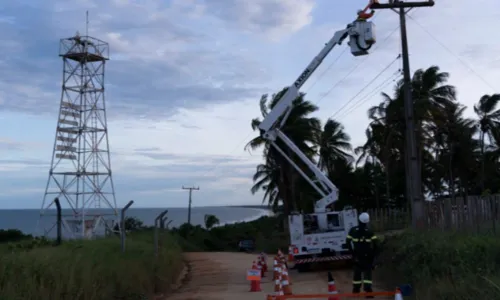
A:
[182, 186, 199, 225]
[371, 0, 434, 229]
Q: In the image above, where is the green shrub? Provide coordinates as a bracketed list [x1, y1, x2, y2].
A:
[170, 216, 289, 253]
[0, 231, 183, 300]
[384, 230, 500, 299]
[0, 229, 32, 243]
[7, 236, 53, 252]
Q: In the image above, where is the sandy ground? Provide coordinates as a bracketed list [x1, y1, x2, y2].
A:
[168, 252, 394, 300]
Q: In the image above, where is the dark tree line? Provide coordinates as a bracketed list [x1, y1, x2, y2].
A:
[245, 66, 500, 214]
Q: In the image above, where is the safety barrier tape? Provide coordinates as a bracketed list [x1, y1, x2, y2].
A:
[294, 255, 352, 264]
[270, 290, 397, 299]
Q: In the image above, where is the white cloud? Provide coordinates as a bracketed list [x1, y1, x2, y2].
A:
[0, 0, 499, 208]
[200, 0, 316, 41]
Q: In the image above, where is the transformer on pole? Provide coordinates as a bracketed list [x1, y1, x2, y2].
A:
[39, 31, 118, 239]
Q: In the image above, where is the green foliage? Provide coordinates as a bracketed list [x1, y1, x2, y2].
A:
[247, 65, 500, 213]
[203, 214, 220, 230]
[113, 216, 145, 232]
[0, 231, 183, 300]
[384, 231, 500, 299]
[0, 229, 32, 243]
[7, 236, 53, 252]
[171, 216, 288, 253]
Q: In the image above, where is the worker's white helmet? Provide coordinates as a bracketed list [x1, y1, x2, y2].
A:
[359, 212, 370, 224]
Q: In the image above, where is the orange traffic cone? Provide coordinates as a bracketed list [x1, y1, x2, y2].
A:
[278, 249, 285, 262]
[327, 272, 339, 300]
[273, 257, 283, 297]
[281, 263, 292, 295]
[394, 287, 403, 300]
[281, 258, 292, 285]
[261, 252, 268, 273]
[278, 249, 288, 271]
[250, 261, 262, 292]
[257, 257, 265, 278]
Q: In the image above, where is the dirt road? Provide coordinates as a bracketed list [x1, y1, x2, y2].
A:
[168, 252, 391, 300]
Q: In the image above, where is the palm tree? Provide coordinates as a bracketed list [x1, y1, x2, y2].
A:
[204, 214, 220, 230]
[250, 160, 281, 210]
[245, 88, 321, 214]
[355, 128, 383, 208]
[473, 94, 500, 191]
[317, 118, 353, 177]
[431, 102, 477, 200]
[245, 64, 500, 222]
[365, 66, 457, 202]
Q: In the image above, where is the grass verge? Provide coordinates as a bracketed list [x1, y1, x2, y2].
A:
[0, 231, 183, 300]
[381, 230, 500, 299]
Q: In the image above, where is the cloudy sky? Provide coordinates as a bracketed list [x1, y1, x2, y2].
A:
[0, 0, 498, 209]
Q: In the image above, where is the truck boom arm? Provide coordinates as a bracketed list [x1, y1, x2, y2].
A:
[258, 20, 376, 212]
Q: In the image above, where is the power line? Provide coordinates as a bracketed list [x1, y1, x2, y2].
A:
[191, 18, 399, 183]
[329, 54, 401, 120]
[406, 14, 496, 92]
[339, 70, 402, 121]
[305, 47, 349, 93]
[196, 24, 399, 180]
[341, 71, 401, 120]
[315, 25, 401, 107]
[305, 13, 384, 94]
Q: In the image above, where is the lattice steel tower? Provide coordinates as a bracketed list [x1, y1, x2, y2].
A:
[39, 32, 118, 239]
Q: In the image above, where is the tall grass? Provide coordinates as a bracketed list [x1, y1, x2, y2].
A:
[0, 232, 183, 300]
[383, 230, 500, 299]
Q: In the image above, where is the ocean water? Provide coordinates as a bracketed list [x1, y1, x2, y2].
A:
[0, 206, 272, 236]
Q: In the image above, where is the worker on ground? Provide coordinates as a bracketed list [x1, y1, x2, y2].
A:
[346, 212, 379, 298]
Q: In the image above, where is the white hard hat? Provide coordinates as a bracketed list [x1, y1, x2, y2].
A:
[359, 212, 370, 224]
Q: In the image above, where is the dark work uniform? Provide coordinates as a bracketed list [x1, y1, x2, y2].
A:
[346, 224, 379, 296]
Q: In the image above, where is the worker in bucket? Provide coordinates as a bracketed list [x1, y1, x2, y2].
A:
[357, 0, 379, 21]
[346, 212, 379, 298]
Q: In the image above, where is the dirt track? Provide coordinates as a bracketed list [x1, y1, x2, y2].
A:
[168, 252, 391, 300]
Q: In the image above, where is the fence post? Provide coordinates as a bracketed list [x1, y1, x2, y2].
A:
[160, 211, 169, 229]
[154, 210, 169, 258]
[54, 197, 62, 245]
[166, 220, 173, 230]
[120, 200, 134, 253]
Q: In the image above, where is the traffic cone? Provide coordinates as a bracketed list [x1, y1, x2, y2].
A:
[278, 249, 285, 262]
[394, 287, 403, 300]
[281, 258, 292, 285]
[278, 249, 288, 270]
[249, 261, 262, 292]
[273, 255, 281, 279]
[257, 256, 265, 277]
[327, 272, 339, 300]
[273, 257, 283, 297]
[261, 252, 268, 273]
[281, 263, 292, 295]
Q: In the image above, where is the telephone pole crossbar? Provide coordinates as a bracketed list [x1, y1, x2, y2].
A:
[370, 0, 434, 229]
[182, 186, 199, 225]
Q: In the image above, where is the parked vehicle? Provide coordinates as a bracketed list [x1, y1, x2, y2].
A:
[238, 239, 255, 252]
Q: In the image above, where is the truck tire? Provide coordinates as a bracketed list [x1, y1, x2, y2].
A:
[296, 263, 311, 273]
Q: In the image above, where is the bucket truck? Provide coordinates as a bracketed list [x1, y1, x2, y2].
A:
[258, 19, 376, 271]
